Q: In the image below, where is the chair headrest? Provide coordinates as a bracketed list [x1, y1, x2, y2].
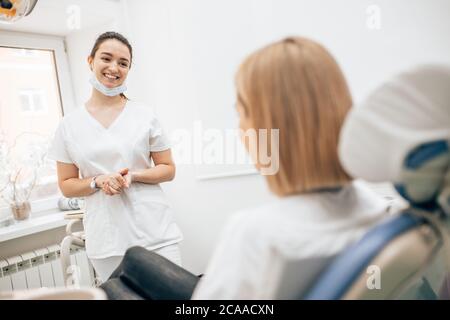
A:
[339, 65, 450, 212]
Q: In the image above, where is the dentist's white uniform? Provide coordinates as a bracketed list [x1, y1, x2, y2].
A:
[49, 101, 183, 281]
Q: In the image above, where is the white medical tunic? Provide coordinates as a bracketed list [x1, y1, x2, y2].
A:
[192, 180, 391, 299]
[48, 102, 183, 259]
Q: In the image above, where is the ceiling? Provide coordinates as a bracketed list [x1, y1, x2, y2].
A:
[0, 0, 122, 36]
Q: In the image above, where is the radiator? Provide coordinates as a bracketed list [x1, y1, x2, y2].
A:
[0, 245, 95, 292]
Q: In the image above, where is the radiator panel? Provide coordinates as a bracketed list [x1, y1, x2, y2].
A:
[0, 245, 94, 292]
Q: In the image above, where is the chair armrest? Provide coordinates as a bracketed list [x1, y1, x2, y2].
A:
[66, 218, 83, 236]
[112, 246, 199, 300]
[100, 279, 144, 300]
[64, 210, 84, 220]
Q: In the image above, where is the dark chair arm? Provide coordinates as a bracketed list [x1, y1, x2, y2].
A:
[102, 246, 200, 300]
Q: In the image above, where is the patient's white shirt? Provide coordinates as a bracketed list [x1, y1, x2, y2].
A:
[48, 102, 183, 259]
[192, 180, 390, 299]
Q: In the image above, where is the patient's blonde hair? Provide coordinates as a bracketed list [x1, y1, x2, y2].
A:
[236, 37, 352, 196]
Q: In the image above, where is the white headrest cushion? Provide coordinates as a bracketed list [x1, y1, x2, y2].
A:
[339, 65, 450, 182]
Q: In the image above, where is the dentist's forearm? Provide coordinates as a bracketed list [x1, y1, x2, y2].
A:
[60, 177, 97, 198]
[131, 165, 176, 184]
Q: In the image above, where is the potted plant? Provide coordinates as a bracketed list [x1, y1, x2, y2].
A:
[0, 132, 48, 221]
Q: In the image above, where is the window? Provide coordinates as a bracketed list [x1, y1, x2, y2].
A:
[0, 32, 75, 218]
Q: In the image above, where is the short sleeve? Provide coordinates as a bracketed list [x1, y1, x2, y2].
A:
[47, 122, 74, 164]
[149, 116, 171, 152]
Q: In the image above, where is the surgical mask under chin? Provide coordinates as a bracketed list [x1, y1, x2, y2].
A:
[89, 73, 127, 97]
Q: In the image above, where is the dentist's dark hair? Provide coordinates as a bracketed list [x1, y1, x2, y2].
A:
[89, 31, 133, 100]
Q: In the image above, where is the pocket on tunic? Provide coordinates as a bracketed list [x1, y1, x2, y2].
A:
[83, 205, 118, 257]
[130, 183, 170, 206]
[132, 200, 179, 243]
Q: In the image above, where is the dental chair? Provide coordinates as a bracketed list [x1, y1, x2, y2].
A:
[100, 65, 450, 300]
[304, 65, 450, 299]
[60, 211, 90, 287]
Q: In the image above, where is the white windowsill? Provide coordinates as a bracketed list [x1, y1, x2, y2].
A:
[0, 208, 80, 243]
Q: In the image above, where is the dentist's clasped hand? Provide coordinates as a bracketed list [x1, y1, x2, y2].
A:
[96, 168, 133, 196]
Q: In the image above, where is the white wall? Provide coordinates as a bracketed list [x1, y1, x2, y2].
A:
[121, 0, 450, 274]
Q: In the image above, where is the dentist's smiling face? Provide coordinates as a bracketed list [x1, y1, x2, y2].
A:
[88, 39, 131, 89]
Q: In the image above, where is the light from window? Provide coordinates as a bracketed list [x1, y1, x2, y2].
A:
[15, 49, 38, 58]
[19, 89, 48, 115]
[0, 46, 63, 212]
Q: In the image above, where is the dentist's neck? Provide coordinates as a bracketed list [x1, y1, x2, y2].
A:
[88, 88, 124, 108]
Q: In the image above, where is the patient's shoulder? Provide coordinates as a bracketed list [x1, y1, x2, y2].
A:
[223, 200, 302, 244]
[227, 204, 278, 230]
[227, 196, 311, 229]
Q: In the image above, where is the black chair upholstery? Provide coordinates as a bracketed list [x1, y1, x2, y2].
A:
[100, 246, 199, 300]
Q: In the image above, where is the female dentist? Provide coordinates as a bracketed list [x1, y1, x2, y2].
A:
[48, 31, 183, 282]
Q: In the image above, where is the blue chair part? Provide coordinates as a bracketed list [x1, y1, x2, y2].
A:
[304, 212, 426, 299]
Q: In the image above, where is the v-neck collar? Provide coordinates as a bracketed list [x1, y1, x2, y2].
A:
[83, 102, 129, 131]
